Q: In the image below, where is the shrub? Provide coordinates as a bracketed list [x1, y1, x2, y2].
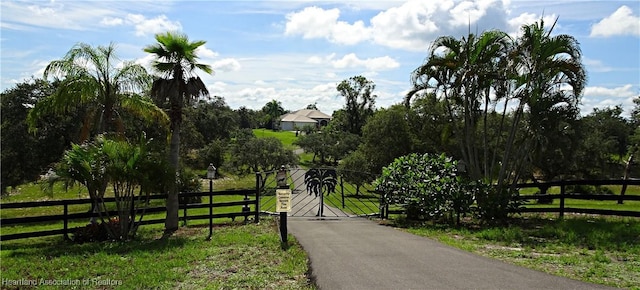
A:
[72, 218, 121, 243]
[375, 153, 476, 224]
[474, 187, 522, 223]
[178, 168, 203, 204]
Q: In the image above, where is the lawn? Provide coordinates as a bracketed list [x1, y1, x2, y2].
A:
[0, 175, 313, 289]
[520, 185, 640, 212]
[394, 215, 640, 289]
[0, 218, 312, 290]
[253, 128, 299, 150]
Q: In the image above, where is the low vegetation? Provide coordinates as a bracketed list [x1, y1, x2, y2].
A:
[1, 219, 312, 290]
[394, 214, 640, 289]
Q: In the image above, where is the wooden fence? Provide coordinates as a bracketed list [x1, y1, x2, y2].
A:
[380, 179, 640, 219]
[515, 179, 640, 218]
[0, 189, 259, 241]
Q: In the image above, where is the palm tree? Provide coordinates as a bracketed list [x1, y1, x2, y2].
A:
[497, 18, 585, 189]
[27, 42, 168, 140]
[262, 99, 285, 130]
[407, 20, 584, 221]
[144, 31, 213, 233]
[47, 135, 163, 240]
[407, 30, 512, 180]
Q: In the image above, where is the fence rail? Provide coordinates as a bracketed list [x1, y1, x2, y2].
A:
[514, 179, 640, 218]
[381, 179, 640, 219]
[0, 189, 259, 241]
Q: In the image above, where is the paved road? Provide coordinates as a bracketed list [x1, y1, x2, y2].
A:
[288, 217, 617, 290]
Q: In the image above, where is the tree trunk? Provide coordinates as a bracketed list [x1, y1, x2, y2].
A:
[619, 151, 634, 204]
[165, 121, 181, 233]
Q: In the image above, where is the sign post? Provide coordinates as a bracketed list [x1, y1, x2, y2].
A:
[276, 188, 291, 248]
[276, 166, 290, 249]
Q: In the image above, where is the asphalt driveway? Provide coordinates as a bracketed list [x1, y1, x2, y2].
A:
[288, 217, 616, 290]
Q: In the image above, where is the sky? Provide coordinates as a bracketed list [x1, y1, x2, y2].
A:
[1, 0, 639, 116]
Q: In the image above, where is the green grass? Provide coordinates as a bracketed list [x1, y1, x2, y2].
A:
[520, 185, 640, 212]
[253, 129, 299, 150]
[522, 198, 640, 211]
[0, 175, 270, 238]
[1, 218, 313, 290]
[395, 215, 640, 289]
[297, 152, 316, 169]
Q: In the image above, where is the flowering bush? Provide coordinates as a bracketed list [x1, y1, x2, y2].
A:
[375, 153, 476, 224]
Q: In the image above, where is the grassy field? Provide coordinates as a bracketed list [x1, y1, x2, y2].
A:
[1, 218, 312, 290]
[520, 185, 640, 212]
[0, 174, 313, 289]
[393, 214, 640, 289]
[253, 129, 299, 150]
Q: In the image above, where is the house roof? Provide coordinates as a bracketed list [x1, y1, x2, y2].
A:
[280, 113, 317, 123]
[289, 109, 332, 120]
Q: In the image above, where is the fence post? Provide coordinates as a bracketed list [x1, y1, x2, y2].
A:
[379, 192, 385, 219]
[63, 203, 69, 241]
[207, 180, 214, 240]
[182, 193, 188, 227]
[559, 184, 565, 219]
[242, 192, 250, 222]
[255, 172, 261, 223]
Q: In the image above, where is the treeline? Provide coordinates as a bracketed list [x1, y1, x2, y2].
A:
[0, 78, 293, 192]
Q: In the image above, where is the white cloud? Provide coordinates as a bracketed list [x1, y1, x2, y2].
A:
[28, 4, 56, 16]
[331, 53, 400, 71]
[584, 84, 635, 98]
[196, 46, 220, 60]
[581, 84, 637, 116]
[1, 1, 107, 30]
[590, 5, 640, 37]
[306, 53, 336, 64]
[284, 1, 510, 51]
[372, 0, 510, 50]
[284, 6, 371, 45]
[306, 53, 400, 72]
[3, 1, 183, 35]
[208, 81, 228, 93]
[100, 17, 124, 26]
[212, 58, 242, 72]
[125, 14, 182, 36]
[507, 12, 558, 37]
[312, 83, 336, 93]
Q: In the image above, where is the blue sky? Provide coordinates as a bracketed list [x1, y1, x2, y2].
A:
[1, 0, 639, 116]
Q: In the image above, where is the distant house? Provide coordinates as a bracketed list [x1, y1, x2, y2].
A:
[279, 109, 332, 131]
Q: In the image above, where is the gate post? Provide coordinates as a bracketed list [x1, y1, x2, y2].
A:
[319, 188, 324, 217]
[341, 177, 345, 208]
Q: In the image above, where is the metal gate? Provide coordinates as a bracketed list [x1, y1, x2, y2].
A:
[258, 167, 381, 217]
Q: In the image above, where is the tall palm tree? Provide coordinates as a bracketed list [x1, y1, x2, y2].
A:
[407, 30, 511, 180]
[497, 18, 585, 188]
[27, 42, 168, 140]
[262, 99, 285, 130]
[144, 31, 213, 233]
